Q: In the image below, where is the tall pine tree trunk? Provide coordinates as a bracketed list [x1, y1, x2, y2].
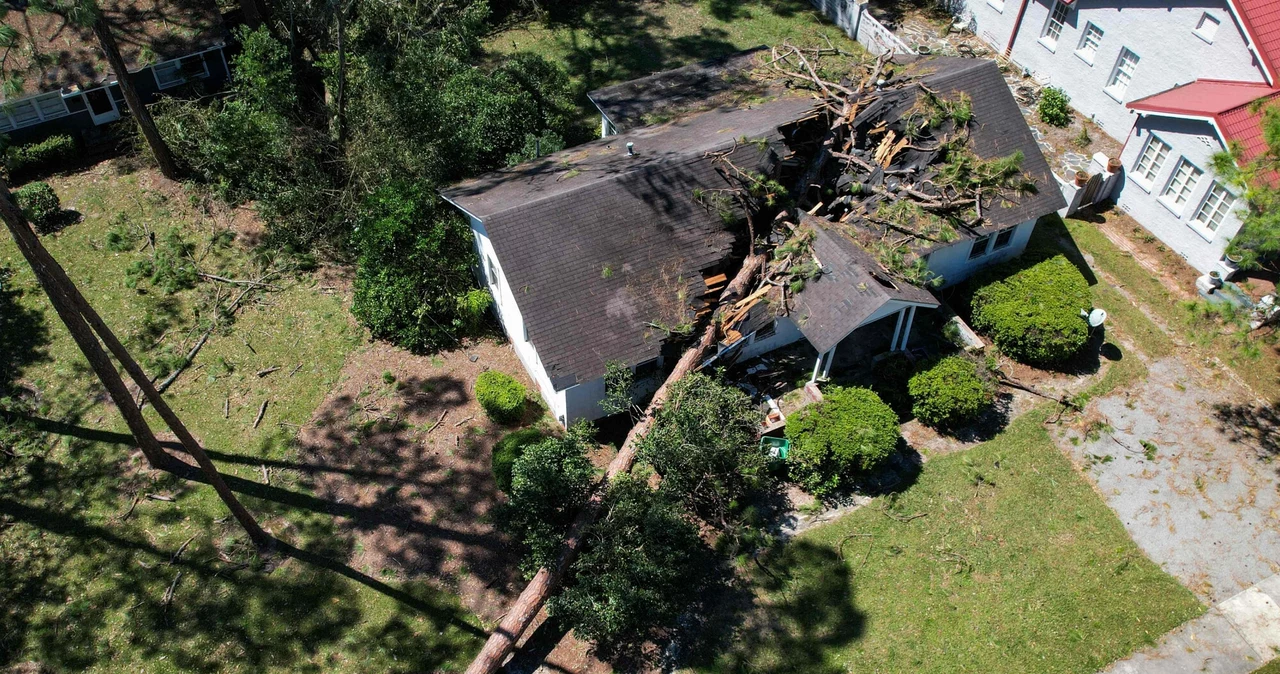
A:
[91, 17, 179, 180]
[0, 188, 172, 469]
[241, 0, 266, 28]
[1, 181, 271, 550]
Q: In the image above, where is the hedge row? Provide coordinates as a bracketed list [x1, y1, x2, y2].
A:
[4, 135, 78, 179]
[971, 254, 1091, 365]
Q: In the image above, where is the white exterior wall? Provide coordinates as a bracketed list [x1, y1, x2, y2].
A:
[926, 218, 1038, 287]
[465, 215, 570, 424]
[964, 0, 1268, 141]
[1114, 116, 1245, 275]
[735, 315, 808, 361]
[809, 0, 911, 56]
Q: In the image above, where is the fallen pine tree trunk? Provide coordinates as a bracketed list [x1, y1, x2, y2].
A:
[463, 253, 767, 674]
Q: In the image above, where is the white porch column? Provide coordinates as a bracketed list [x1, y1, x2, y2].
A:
[899, 306, 918, 351]
[890, 308, 906, 351]
[821, 345, 837, 379]
[811, 351, 824, 382]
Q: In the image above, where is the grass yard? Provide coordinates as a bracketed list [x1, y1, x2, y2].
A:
[1061, 217, 1280, 400]
[485, 0, 863, 133]
[0, 165, 485, 672]
[702, 409, 1203, 674]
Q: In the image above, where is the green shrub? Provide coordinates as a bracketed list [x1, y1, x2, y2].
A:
[548, 475, 710, 657]
[12, 182, 62, 233]
[350, 181, 492, 352]
[785, 386, 900, 498]
[4, 135, 77, 178]
[971, 254, 1091, 365]
[908, 356, 996, 428]
[475, 370, 527, 424]
[1038, 87, 1072, 128]
[492, 428, 546, 493]
[500, 424, 596, 574]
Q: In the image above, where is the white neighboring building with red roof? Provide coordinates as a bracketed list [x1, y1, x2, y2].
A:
[948, 0, 1280, 276]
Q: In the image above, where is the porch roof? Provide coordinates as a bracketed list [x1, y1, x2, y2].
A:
[788, 214, 938, 354]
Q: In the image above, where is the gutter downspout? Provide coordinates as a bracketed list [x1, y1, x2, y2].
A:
[1004, 0, 1032, 58]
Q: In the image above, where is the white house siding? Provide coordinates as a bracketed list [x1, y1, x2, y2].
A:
[925, 218, 1037, 286]
[734, 315, 808, 361]
[963, 0, 1267, 141]
[1114, 116, 1245, 275]
[465, 214, 570, 423]
[809, 0, 911, 56]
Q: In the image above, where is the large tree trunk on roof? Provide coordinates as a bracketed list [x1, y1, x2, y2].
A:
[91, 16, 180, 180]
[463, 253, 768, 674]
[0, 179, 272, 550]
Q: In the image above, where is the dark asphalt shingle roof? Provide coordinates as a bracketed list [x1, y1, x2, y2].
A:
[789, 214, 939, 354]
[587, 47, 770, 132]
[441, 97, 819, 389]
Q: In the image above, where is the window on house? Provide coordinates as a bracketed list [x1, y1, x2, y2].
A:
[986, 0, 1004, 12]
[634, 358, 660, 378]
[1132, 135, 1170, 185]
[485, 255, 499, 285]
[1076, 23, 1103, 62]
[992, 228, 1015, 250]
[969, 234, 992, 259]
[1191, 182, 1236, 233]
[755, 320, 778, 341]
[1195, 13, 1220, 42]
[1041, 1, 1070, 48]
[153, 54, 210, 89]
[0, 112, 11, 133]
[1160, 159, 1204, 212]
[1105, 48, 1139, 99]
[34, 93, 68, 120]
[7, 99, 40, 127]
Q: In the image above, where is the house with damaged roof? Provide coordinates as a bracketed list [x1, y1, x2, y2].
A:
[0, 0, 229, 144]
[442, 54, 1064, 426]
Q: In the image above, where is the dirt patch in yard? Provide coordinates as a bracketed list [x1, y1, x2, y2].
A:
[294, 338, 552, 622]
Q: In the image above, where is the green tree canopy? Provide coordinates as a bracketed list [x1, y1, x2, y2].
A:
[499, 424, 596, 574]
[1213, 99, 1280, 272]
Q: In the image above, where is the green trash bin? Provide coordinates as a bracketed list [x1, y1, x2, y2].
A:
[761, 436, 790, 460]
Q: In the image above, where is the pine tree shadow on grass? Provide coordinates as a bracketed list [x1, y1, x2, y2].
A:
[684, 540, 865, 674]
[0, 266, 51, 396]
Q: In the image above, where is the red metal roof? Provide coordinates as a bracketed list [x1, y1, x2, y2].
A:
[1128, 79, 1280, 163]
[1231, 0, 1280, 84]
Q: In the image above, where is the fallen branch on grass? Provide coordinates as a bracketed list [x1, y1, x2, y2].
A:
[253, 400, 268, 429]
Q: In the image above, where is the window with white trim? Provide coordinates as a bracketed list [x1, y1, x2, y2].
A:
[1041, 1, 1070, 48]
[1191, 182, 1236, 233]
[1105, 48, 1139, 99]
[1194, 13, 1220, 42]
[1160, 159, 1204, 212]
[1132, 135, 1170, 185]
[485, 255, 499, 285]
[0, 92, 70, 131]
[986, 0, 1004, 12]
[969, 234, 992, 259]
[1076, 22, 1103, 62]
[152, 54, 210, 89]
[992, 227, 1014, 250]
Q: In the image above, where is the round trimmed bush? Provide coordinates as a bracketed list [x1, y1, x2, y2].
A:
[971, 254, 1091, 365]
[476, 370, 527, 424]
[493, 428, 546, 493]
[13, 182, 62, 234]
[1038, 86, 1072, 128]
[908, 356, 996, 428]
[784, 386, 900, 498]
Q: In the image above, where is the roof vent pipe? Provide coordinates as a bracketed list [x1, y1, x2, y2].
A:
[626, 142, 635, 156]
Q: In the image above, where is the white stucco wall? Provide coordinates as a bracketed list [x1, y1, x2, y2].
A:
[1113, 115, 1245, 275]
[463, 214, 570, 424]
[963, 0, 1268, 141]
[926, 218, 1037, 287]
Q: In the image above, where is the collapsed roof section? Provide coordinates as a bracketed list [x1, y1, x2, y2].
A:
[441, 96, 819, 389]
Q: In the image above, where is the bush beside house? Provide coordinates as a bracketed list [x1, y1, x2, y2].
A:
[971, 255, 1091, 365]
[3, 135, 78, 180]
[908, 356, 996, 428]
[492, 428, 546, 493]
[785, 386, 900, 498]
[476, 370, 527, 424]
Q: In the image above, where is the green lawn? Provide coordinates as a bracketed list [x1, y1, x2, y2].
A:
[702, 410, 1203, 673]
[485, 0, 864, 134]
[0, 168, 485, 672]
[1060, 216, 1279, 400]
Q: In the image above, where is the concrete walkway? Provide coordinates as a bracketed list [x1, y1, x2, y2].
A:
[1104, 574, 1280, 673]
